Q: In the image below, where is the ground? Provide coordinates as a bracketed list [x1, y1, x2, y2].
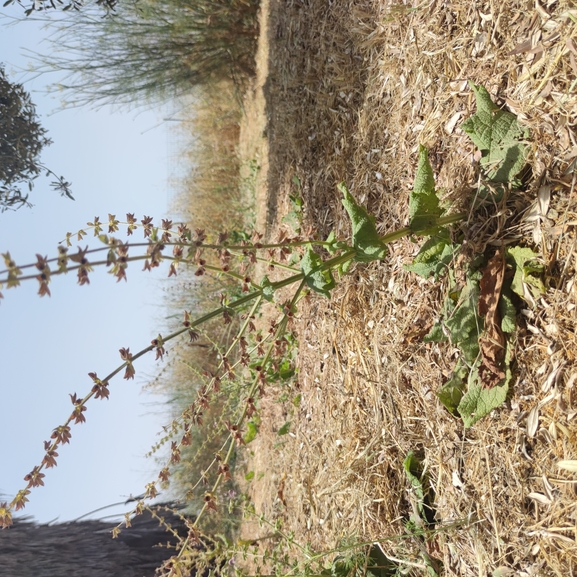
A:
[237, 1, 577, 575]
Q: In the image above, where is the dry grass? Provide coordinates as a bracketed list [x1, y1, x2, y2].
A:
[170, 81, 245, 231]
[237, 0, 577, 575]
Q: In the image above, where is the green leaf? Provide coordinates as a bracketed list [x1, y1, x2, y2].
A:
[278, 359, 295, 380]
[300, 245, 336, 298]
[437, 361, 468, 416]
[499, 285, 517, 333]
[461, 82, 528, 184]
[404, 231, 458, 279]
[339, 183, 388, 262]
[458, 362, 509, 428]
[325, 230, 352, 255]
[260, 275, 276, 302]
[277, 422, 290, 436]
[244, 471, 255, 481]
[244, 421, 259, 444]
[403, 451, 428, 521]
[423, 321, 447, 343]
[409, 146, 442, 235]
[506, 246, 545, 300]
[444, 276, 483, 363]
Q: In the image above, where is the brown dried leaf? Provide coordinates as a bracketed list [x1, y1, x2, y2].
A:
[478, 249, 506, 387]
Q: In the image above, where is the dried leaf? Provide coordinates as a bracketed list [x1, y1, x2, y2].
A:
[527, 492, 552, 505]
[527, 405, 540, 438]
[557, 460, 577, 473]
[542, 474, 554, 501]
[478, 249, 506, 387]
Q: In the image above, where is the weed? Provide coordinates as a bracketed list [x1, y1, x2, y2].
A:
[0, 84, 540, 575]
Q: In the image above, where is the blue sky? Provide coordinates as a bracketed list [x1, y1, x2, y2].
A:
[1, 10, 181, 523]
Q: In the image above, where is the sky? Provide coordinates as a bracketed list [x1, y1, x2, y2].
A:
[0, 9, 183, 523]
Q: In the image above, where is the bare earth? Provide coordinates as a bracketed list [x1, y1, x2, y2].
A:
[238, 1, 577, 575]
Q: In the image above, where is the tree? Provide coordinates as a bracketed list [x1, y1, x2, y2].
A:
[32, 0, 258, 109]
[0, 64, 73, 211]
[3, 0, 117, 17]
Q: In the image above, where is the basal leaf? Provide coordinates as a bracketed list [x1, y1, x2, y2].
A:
[404, 231, 458, 279]
[403, 451, 426, 518]
[300, 245, 336, 298]
[339, 183, 387, 262]
[499, 285, 517, 334]
[409, 146, 442, 235]
[461, 82, 528, 184]
[458, 361, 509, 428]
[437, 361, 468, 416]
[423, 321, 446, 343]
[403, 452, 436, 527]
[444, 276, 483, 363]
[506, 246, 545, 300]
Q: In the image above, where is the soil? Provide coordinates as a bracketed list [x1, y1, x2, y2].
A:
[237, 1, 577, 575]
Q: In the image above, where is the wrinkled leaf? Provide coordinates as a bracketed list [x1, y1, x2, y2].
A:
[506, 246, 545, 300]
[445, 276, 483, 363]
[405, 231, 458, 279]
[478, 249, 506, 388]
[437, 361, 468, 416]
[461, 82, 528, 183]
[458, 354, 510, 428]
[403, 452, 426, 518]
[409, 146, 442, 235]
[423, 321, 446, 343]
[403, 451, 436, 526]
[300, 245, 336, 298]
[499, 286, 517, 333]
[339, 183, 388, 262]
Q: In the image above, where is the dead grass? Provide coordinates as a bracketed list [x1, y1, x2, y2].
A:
[170, 81, 244, 232]
[237, 0, 577, 575]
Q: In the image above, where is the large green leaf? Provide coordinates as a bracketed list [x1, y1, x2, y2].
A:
[339, 183, 388, 262]
[409, 146, 442, 235]
[461, 82, 528, 184]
